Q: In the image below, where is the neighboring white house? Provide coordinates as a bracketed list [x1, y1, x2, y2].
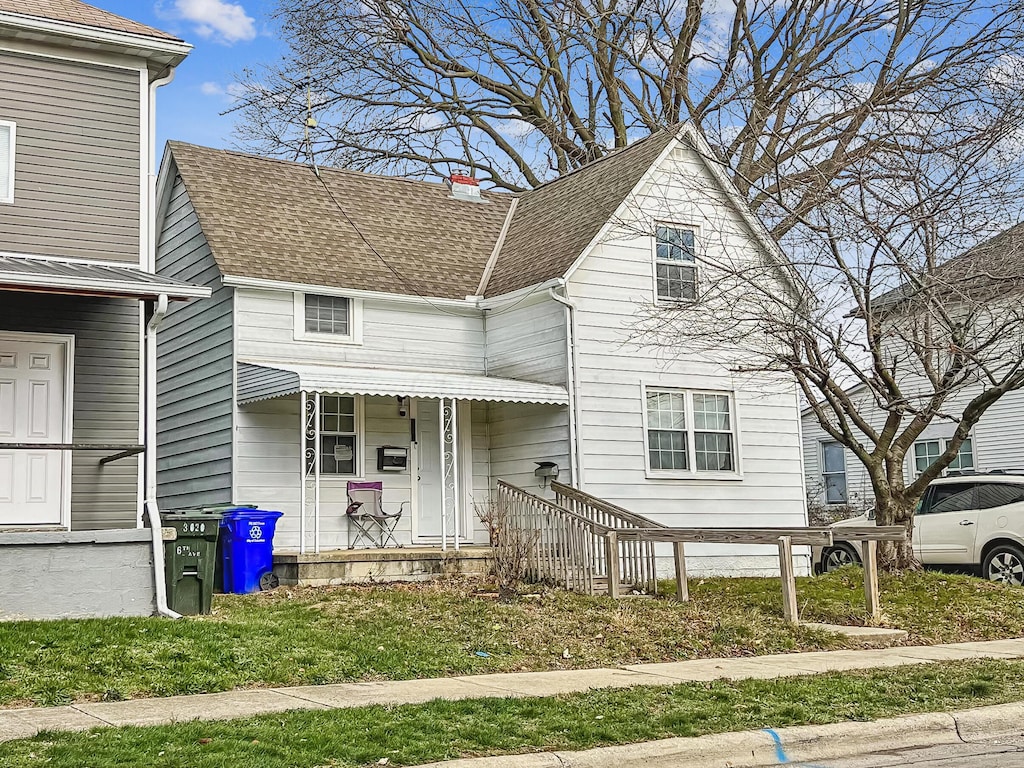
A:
[802, 222, 1024, 513]
[154, 124, 809, 576]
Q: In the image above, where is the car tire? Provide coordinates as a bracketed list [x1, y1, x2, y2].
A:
[821, 543, 862, 573]
[983, 544, 1024, 587]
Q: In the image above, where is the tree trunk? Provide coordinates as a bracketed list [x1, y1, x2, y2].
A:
[874, 496, 921, 573]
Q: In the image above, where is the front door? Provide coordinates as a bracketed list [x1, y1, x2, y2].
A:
[0, 335, 69, 526]
[416, 398, 444, 539]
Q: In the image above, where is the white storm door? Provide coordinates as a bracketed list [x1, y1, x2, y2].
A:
[416, 398, 444, 539]
[0, 337, 68, 526]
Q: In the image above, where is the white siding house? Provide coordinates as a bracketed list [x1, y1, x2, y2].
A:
[155, 125, 808, 576]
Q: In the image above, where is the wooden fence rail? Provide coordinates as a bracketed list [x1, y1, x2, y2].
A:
[498, 481, 907, 622]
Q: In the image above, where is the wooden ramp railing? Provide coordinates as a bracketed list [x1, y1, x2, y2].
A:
[497, 481, 907, 622]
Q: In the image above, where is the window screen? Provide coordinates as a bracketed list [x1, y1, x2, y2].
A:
[822, 441, 847, 504]
[646, 391, 688, 470]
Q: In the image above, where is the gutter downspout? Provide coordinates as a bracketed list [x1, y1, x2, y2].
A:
[549, 284, 583, 489]
[144, 499, 180, 619]
[145, 293, 169, 503]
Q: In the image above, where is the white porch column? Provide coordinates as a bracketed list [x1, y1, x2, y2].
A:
[300, 391, 321, 554]
[440, 397, 461, 552]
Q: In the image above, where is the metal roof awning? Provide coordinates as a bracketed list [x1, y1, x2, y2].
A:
[0, 255, 211, 300]
[237, 362, 570, 406]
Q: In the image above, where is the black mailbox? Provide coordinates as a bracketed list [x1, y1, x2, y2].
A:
[377, 445, 409, 472]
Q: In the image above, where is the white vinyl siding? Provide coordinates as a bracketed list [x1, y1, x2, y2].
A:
[0, 120, 14, 204]
[568, 142, 808, 576]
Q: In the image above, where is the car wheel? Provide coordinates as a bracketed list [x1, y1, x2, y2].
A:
[983, 544, 1024, 587]
[822, 544, 861, 573]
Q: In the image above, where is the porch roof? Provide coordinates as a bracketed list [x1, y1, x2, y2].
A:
[237, 362, 569, 406]
[0, 255, 211, 301]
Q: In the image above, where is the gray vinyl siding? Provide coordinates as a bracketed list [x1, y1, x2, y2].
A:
[0, 50, 141, 263]
[155, 176, 233, 510]
[0, 290, 140, 529]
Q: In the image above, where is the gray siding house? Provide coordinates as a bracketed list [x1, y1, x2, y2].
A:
[0, 0, 208, 534]
[155, 127, 809, 577]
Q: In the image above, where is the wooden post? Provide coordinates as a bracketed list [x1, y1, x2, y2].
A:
[862, 539, 881, 621]
[605, 531, 621, 599]
[778, 536, 799, 624]
[673, 541, 689, 602]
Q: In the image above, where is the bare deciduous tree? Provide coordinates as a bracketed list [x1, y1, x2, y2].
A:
[235, 0, 1024, 238]
[633, 92, 1024, 570]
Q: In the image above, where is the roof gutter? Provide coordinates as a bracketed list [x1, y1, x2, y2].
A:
[0, 12, 192, 66]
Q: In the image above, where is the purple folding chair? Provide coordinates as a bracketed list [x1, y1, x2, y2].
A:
[345, 481, 406, 549]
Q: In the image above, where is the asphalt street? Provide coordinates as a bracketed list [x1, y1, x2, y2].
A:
[782, 736, 1024, 767]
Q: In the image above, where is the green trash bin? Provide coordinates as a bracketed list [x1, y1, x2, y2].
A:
[161, 509, 223, 615]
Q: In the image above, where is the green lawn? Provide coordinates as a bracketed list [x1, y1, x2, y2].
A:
[3, 659, 1024, 767]
[0, 569, 1021, 708]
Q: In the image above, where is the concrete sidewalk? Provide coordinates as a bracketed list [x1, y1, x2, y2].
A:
[2, 638, 1023, 742]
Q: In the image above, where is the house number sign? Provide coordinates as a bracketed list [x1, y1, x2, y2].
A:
[180, 521, 208, 534]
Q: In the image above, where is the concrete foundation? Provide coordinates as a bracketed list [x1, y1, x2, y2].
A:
[0, 529, 158, 620]
[273, 545, 493, 586]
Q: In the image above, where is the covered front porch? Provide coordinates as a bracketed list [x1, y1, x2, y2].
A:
[235, 362, 570, 556]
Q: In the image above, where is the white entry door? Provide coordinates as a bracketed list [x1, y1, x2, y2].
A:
[416, 399, 444, 539]
[0, 336, 69, 526]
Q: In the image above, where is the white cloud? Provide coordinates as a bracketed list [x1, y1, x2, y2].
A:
[173, 0, 256, 44]
[199, 81, 248, 102]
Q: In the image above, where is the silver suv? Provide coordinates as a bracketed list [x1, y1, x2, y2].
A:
[817, 472, 1024, 585]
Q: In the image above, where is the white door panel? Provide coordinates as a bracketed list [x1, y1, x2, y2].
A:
[0, 338, 67, 526]
[416, 399, 443, 539]
[918, 482, 979, 565]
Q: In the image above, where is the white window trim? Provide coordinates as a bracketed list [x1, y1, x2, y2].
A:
[0, 120, 15, 205]
[642, 384, 743, 481]
[293, 291, 364, 345]
[312, 393, 367, 480]
[652, 221, 699, 304]
[820, 439, 848, 506]
[909, 436, 976, 478]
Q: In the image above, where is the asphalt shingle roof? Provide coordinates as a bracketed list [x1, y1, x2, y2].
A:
[168, 129, 678, 300]
[0, 0, 181, 41]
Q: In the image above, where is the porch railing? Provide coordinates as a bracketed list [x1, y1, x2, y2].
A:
[497, 480, 611, 595]
[552, 481, 662, 594]
[498, 480, 907, 622]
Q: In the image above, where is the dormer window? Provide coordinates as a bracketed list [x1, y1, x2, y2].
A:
[0, 120, 15, 205]
[655, 224, 696, 301]
[293, 292, 363, 344]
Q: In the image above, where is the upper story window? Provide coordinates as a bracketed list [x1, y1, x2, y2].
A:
[912, 438, 974, 477]
[655, 224, 697, 301]
[821, 440, 847, 504]
[294, 292, 363, 344]
[0, 120, 15, 205]
[306, 294, 350, 335]
[645, 388, 736, 475]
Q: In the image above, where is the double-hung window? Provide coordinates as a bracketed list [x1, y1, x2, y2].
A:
[646, 389, 736, 474]
[315, 395, 359, 475]
[655, 224, 697, 301]
[912, 438, 974, 476]
[821, 441, 847, 504]
[0, 120, 15, 205]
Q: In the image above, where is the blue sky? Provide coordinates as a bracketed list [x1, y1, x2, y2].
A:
[99, 0, 280, 152]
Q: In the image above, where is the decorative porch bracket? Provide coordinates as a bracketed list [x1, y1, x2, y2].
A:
[440, 397, 460, 551]
[300, 390, 321, 554]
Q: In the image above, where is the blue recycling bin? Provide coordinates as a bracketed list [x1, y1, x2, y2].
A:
[219, 507, 284, 594]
